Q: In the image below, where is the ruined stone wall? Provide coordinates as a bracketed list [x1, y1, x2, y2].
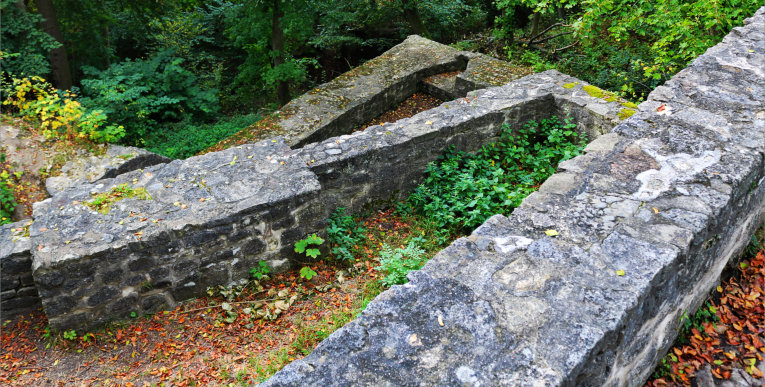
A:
[0, 223, 39, 319]
[296, 71, 626, 215]
[263, 8, 765, 386]
[3, 11, 762, 383]
[5, 68, 629, 329]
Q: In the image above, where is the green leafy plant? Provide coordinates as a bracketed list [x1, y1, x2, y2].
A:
[0, 0, 62, 78]
[677, 301, 720, 345]
[299, 266, 318, 280]
[375, 241, 428, 287]
[63, 329, 77, 341]
[250, 261, 271, 280]
[0, 153, 17, 225]
[294, 234, 324, 259]
[407, 116, 586, 243]
[327, 207, 367, 262]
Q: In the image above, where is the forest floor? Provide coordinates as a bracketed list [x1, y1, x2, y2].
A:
[1, 209, 444, 386]
[352, 92, 443, 133]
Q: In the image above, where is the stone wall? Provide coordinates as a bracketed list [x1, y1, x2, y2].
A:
[2, 9, 762, 382]
[15, 69, 630, 330]
[296, 71, 626, 215]
[0, 222, 39, 319]
[263, 7, 765, 386]
[212, 35, 532, 151]
[29, 140, 323, 329]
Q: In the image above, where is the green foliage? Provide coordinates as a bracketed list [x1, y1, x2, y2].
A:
[250, 261, 271, 280]
[494, 1, 760, 100]
[375, 241, 428, 286]
[2, 76, 125, 143]
[407, 116, 586, 243]
[299, 266, 318, 280]
[78, 50, 219, 146]
[576, 0, 760, 81]
[224, 0, 316, 103]
[63, 329, 77, 341]
[0, 168, 16, 225]
[143, 113, 260, 159]
[0, 0, 62, 78]
[294, 234, 324, 259]
[327, 207, 367, 262]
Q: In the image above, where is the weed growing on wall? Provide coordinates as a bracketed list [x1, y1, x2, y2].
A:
[406, 116, 587, 243]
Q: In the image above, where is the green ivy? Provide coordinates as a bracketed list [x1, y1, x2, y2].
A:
[406, 116, 586, 243]
[0, 178, 16, 226]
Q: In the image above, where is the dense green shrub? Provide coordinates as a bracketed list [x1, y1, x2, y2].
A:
[143, 113, 260, 159]
[78, 50, 219, 146]
[406, 116, 586, 243]
[493, 0, 761, 100]
[0, 0, 61, 78]
[327, 207, 367, 262]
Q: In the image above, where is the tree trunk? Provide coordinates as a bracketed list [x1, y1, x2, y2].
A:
[271, 0, 289, 106]
[401, 0, 430, 39]
[34, 0, 72, 90]
[530, 12, 541, 38]
[556, 6, 565, 20]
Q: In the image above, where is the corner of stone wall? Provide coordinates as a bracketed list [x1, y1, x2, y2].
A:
[1, 221, 39, 320]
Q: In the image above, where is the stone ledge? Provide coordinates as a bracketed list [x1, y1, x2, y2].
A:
[46, 144, 170, 196]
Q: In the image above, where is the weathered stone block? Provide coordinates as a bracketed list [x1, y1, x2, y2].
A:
[87, 286, 120, 307]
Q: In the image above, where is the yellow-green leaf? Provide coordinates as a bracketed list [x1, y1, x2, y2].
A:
[544, 229, 559, 236]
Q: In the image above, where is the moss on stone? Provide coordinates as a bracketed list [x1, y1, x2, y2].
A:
[618, 108, 636, 120]
[622, 101, 638, 109]
[85, 183, 151, 214]
[563, 82, 578, 89]
[583, 85, 605, 99]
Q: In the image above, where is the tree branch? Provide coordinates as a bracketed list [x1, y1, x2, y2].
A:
[527, 22, 568, 43]
[530, 31, 574, 45]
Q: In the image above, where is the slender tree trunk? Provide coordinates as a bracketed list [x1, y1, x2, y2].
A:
[34, 0, 72, 90]
[530, 12, 541, 38]
[401, 0, 430, 39]
[271, 0, 289, 106]
[555, 6, 565, 20]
